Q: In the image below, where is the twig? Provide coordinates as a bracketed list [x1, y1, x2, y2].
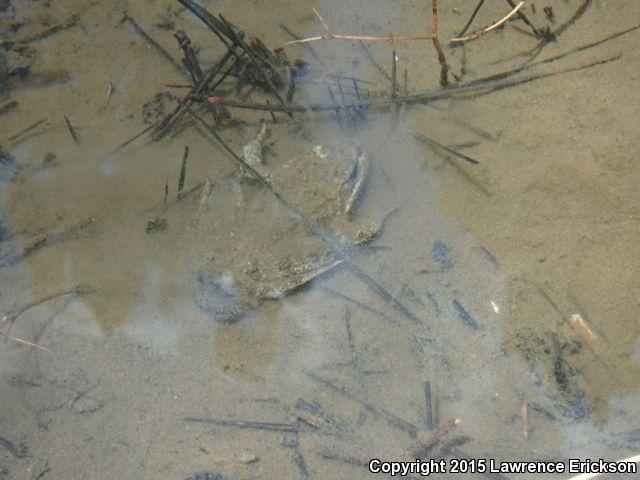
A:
[125, 14, 189, 79]
[412, 131, 479, 164]
[424, 381, 434, 430]
[452, 300, 482, 331]
[0, 15, 77, 48]
[183, 417, 299, 432]
[64, 115, 80, 146]
[290, 433, 309, 478]
[505, 0, 539, 36]
[2, 285, 92, 339]
[152, 50, 234, 140]
[280, 24, 324, 65]
[177, 145, 189, 199]
[359, 41, 391, 81]
[347, 263, 425, 326]
[320, 286, 396, 325]
[197, 55, 619, 113]
[431, 0, 449, 87]
[22, 217, 95, 258]
[284, 7, 433, 46]
[457, 0, 487, 37]
[295, 399, 349, 434]
[403, 69, 408, 96]
[286, 33, 433, 45]
[216, 13, 288, 107]
[344, 305, 357, 365]
[463, 21, 639, 88]
[175, 0, 235, 47]
[6, 335, 50, 352]
[450, 1, 526, 44]
[108, 122, 157, 156]
[515, 0, 592, 61]
[8, 119, 47, 142]
[540, 22, 640, 65]
[409, 417, 461, 458]
[391, 50, 398, 119]
[303, 370, 421, 437]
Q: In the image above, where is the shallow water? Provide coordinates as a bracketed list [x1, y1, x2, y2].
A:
[1, 0, 639, 479]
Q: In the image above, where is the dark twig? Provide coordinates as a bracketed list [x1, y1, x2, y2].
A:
[347, 263, 425, 326]
[8, 119, 47, 142]
[320, 286, 396, 325]
[152, 50, 234, 140]
[175, 0, 234, 46]
[196, 56, 619, 114]
[403, 69, 408, 96]
[219, 14, 288, 108]
[303, 370, 420, 437]
[183, 102, 255, 174]
[359, 41, 391, 81]
[290, 433, 309, 478]
[519, 0, 593, 60]
[465, 19, 639, 87]
[125, 14, 189, 79]
[424, 381, 434, 431]
[0, 15, 77, 48]
[539, 22, 640, 66]
[183, 417, 299, 433]
[108, 123, 158, 156]
[177, 146, 189, 198]
[391, 50, 398, 120]
[344, 305, 357, 365]
[64, 115, 80, 146]
[457, 0, 486, 37]
[412, 131, 479, 165]
[452, 300, 482, 331]
[176, 0, 287, 107]
[21, 217, 95, 259]
[505, 0, 540, 36]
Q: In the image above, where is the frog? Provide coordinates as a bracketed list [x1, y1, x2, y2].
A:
[192, 124, 380, 322]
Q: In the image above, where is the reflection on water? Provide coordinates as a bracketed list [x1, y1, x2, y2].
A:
[1, 0, 639, 478]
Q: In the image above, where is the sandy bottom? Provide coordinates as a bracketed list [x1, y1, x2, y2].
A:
[1, 0, 639, 478]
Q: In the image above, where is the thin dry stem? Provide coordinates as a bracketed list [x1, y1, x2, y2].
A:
[284, 33, 434, 45]
[450, 1, 526, 44]
[6, 335, 50, 352]
[283, 7, 433, 46]
[2, 285, 92, 339]
[313, 7, 331, 35]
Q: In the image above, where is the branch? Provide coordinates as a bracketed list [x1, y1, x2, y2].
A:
[450, 1, 526, 44]
[283, 7, 433, 46]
